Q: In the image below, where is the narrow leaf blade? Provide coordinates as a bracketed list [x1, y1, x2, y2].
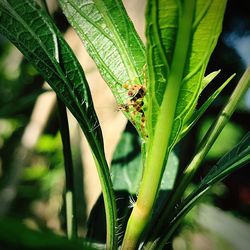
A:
[179, 73, 235, 140]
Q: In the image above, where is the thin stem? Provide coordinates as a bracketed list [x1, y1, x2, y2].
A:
[40, 0, 77, 239]
[57, 97, 77, 239]
[92, 153, 118, 250]
[145, 65, 250, 249]
[39, 0, 77, 239]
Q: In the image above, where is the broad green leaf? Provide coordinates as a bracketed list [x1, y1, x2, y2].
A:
[0, 217, 99, 250]
[173, 0, 227, 145]
[59, 0, 147, 137]
[0, 1, 117, 248]
[146, 0, 227, 149]
[111, 123, 179, 194]
[156, 132, 250, 248]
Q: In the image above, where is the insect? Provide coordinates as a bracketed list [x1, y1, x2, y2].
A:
[118, 65, 147, 137]
[123, 82, 146, 99]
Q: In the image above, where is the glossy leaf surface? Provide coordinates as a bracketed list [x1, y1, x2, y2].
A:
[0, 0, 102, 153]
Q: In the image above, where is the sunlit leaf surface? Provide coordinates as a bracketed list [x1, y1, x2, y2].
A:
[59, 0, 147, 137]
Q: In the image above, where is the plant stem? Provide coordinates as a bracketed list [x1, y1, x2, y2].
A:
[121, 1, 195, 249]
[40, 0, 77, 239]
[57, 97, 77, 239]
[145, 65, 250, 249]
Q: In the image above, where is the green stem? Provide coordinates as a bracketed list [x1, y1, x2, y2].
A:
[145, 65, 250, 249]
[41, 0, 77, 239]
[121, 1, 195, 249]
[57, 97, 77, 239]
[92, 153, 117, 250]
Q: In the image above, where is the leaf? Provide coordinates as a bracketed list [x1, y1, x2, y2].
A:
[200, 132, 250, 185]
[0, 1, 117, 248]
[146, 0, 227, 149]
[137, 0, 227, 214]
[59, 0, 147, 137]
[173, 0, 227, 133]
[136, 0, 227, 225]
[179, 73, 235, 140]
[111, 123, 142, 194]
[160, 152, 179, 191]
[200, 69, 221, 91]
[0, 0, 101, 154]
[111, 123, 179, 194]
[0, 217, 99, 250]
[156, 132, 250, 247]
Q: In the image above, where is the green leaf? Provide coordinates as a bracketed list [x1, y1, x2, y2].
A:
[111, 124, 142, 194]
[59, 0, 147, 137]
[0, 217, 99, 250]
[200, 69, 221, 91]
[200, 133, 250, 186]
[111, 123, 179, 194]
[160, 152, 179, 191]
[0, 1, 117, 248]
[121, 3, 227, 247]
[156, 132, 250, 248]
[146, 0, 227, 148]
[179, 73, 235, 140]
[172, 0, 227, 142]
[0, 0, 101, 148]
